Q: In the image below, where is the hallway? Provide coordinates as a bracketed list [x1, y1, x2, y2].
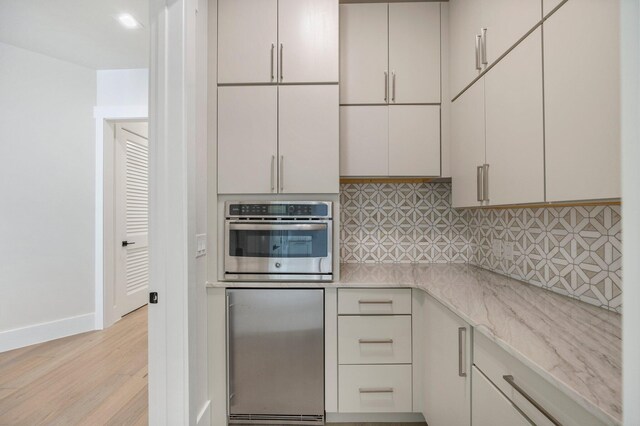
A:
[0, 306, 148, 425]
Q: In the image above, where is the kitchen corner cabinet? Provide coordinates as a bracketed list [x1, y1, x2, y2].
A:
[339, 2, 440, 105]
[218, 0, 338, 84]
[451, 28, 543, 208]
[543, 0, 621, 202]
[340, 105, 441, 177]
[449, 0, 541, 98]
[422, 295, 471, 426]
[218, 85, 338, 194]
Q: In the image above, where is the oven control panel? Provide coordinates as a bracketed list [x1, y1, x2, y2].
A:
[227, 202, 331, 218]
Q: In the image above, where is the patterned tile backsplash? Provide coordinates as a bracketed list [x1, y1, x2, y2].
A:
[340, 182, 622, 312]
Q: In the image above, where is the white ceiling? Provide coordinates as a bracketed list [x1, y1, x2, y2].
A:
[0, 0, 149, 69]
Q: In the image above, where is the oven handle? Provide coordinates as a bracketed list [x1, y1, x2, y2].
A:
[227, 222, 328, 231]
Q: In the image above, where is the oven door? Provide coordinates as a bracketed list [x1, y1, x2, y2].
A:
[225, 221, 333, 280]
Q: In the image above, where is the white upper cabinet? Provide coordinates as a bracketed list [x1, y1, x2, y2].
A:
[389, 106, 441, 176]
[451, 79, 486, 208]
[485, 28, 544, 206]
[278, 85, 339, 193]
[340, 106, 389, 176]
[218, 86, 278, 194]
[388, 2, 441, 104]
[339, 3, 388, 104]
[544, 0, 621, 202]
[278, 0, 339, 83]
[449, 0, 484, 98]
[218, 0, 278, 84]
[480, 0, 542, 68]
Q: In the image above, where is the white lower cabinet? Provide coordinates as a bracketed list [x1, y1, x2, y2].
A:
[472, 366, 531, 426]
[338, 365, 413, 413]
[338, 316, 412, 365]
[422, 295, 471, 426]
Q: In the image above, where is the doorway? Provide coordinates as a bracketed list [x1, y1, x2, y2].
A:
[103, 120, 150, 326]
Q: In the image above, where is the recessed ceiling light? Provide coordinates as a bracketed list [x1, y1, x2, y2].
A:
[117, 13, 141, 29]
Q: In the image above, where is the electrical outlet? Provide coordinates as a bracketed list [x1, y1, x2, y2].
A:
[492, 239, 502, 259]
[503, 241, 514, 261]
[196, 233, 207, 257]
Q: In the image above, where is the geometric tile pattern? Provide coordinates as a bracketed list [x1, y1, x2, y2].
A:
[340, 182, 472, 264]
[468, 205, 622, 312]
[340, 182, 622, 312]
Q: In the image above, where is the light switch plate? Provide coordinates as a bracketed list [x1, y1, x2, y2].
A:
[503, 241, 514, 261]
[196, 234, 207, 258]
[492, 239, 502, 259]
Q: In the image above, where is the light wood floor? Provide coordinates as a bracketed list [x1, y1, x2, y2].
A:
[0, 306, 148, 425]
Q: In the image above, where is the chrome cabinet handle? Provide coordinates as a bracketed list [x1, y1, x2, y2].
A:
[359, 387, 394, 393]
[477, 165, 484, 202]
[358, 339, 393, 344]
[279, 155, 284, 191]
[226, 293, 234, 404]
[481, 28, 488, 65]
[270, 43, 275, 81]
[392, 71, 396, 102]
[384, 71, 388, 102]
[475, 35, 482, 70]
[270, 155, 275, 192]
[279, 43, 283, 81]
[458, 327, 467, 377]
[503, 375, 563, 426]
[483, 163, 489, 202]
[358, 299, 393, 304]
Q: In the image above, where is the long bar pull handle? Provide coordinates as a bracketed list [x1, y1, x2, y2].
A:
[359, 339, 394, 344]
[279, 43, 283, 81]
[392, 71, 396, 102]
[358, 299, 393, 304]
[458, 327, 467, 377]
[503, 375, 563, 426]
[270, 155, 275, 192]
[481, 28, 488, 66]
[483, 163, 490, 202]
[279, 155, 284, 191]
[384, 71, 388, 102]
[270, 43, 275, 81]
[475, 35, 482, 71]
[477, 165, 484, 202]
[359, 388, 394, 394]
[226, 293, 234, 404]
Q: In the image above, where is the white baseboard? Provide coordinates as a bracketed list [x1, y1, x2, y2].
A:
[196, 400, 211, 426]
[0, 312, 95, 353]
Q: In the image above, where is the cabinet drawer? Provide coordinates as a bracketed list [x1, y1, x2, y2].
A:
[474, 332, 606, 426]
[338, 365, 412, 413]
[338, 289, 412, 315]
[338, 316, 412, 365]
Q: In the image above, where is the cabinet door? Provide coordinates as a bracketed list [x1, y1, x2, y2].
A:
[481, 0, 542, 68]
[279, 85, 339, 193]
[543, 0, 564, 17]
[451, 79, 485, 208]
[389, 2, 441, 104]
[339, 3, 388, 104]
[388, 106, 440, 176]
[544, 0, 621, 202]
[485, 28, 544, 205]
[472, 367, 532, 426]
[278, 0, 339, 83]
[218, 86, 277, 194]
[218, 0, 278, 84]
[423, 296, 471, 426]
[340, 106, 389, 176]
[449, 0, 483, 98]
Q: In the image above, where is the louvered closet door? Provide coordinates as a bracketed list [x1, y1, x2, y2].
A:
[115, 122, 149, 317]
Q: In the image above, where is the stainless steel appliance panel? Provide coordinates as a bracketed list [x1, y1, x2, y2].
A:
[227, 289, 325, 422]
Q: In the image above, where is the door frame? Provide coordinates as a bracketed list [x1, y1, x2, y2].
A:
[95, 109, 148, 330]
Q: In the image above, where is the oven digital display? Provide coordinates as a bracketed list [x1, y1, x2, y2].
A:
[229, 203, 328, 217]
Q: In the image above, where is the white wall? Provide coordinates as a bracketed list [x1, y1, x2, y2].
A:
[622, 1, 640, 424]
[0, 42, 97, 350]
[97, 68, 149, 107]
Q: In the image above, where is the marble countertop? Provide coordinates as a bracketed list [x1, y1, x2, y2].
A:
[208, 263, 622, 424]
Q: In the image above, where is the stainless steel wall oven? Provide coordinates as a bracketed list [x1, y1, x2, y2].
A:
[224, 201, 333, 281]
